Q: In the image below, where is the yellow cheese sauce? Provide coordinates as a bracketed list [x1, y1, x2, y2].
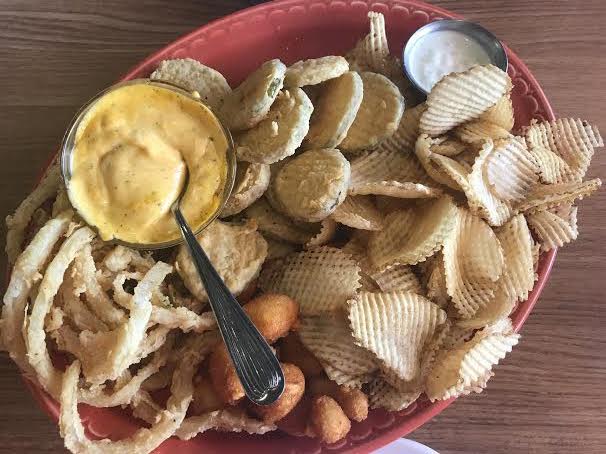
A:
[68, 83, 228, 244]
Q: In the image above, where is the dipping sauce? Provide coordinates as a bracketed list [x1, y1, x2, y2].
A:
[67, 82, 229, 244]
[407, 29, 492, 92]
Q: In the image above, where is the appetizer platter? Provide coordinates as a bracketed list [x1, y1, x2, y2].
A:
[2, 1, 602, 453]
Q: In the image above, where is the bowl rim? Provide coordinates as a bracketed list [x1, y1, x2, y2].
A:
[403, 18, 509, 94]
[59, 78, 237, 250]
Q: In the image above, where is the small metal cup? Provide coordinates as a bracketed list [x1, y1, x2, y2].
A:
[60, 78, 236, 250]
[403, 19, 508, 95]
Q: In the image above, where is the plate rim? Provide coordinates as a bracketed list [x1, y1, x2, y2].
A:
[18, 0, 558, 452]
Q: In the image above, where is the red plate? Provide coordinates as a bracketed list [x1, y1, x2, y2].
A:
[24, 0, 557, 453]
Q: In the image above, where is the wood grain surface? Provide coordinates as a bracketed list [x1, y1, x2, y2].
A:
[0, 1, 604, 453]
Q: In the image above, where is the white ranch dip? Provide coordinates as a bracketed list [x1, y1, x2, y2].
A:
[408, 29, 492, 92]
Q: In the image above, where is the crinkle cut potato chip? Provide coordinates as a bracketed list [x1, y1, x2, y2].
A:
[272, 148, 350, 222]
[369, 195, 458, 269]
[479, 93, 515, 131]
[331, 195, 384, 231]
[350, 148, 433, 190]
[150, 58, 231, 111]
[368, 264, 422, 296]
[426, 319, 519, 401]
[529, 145, 572, 184]
[517, 179, 601, 214]
[236, 88, 313, 164]
[298, 314, 377, 386]
[414, 134, 467, 191]
[484, 137, 540, 202]
[258, 246, 361, 315]
[220, 161, 270, 217]
[527, 205, 579, 252]
[348, 291, 446, 381]
[443, 207, 504, 319]
[350, 181, 441, 199]
[304, 218, 337, 248]
[420, 64, 512, 136]
[524, 118, 603, 182]
[284, 56, 349, 88]
[367, 377, 420, 412]
[176, 219, 267, 302]
[305, 71, 363, 149]
[466, 139, 514, 226]
[340, 72, 404, 152]
[454, 120, 511, 144]
[220, 59, 286, 131]
[377, 103, 426, 153]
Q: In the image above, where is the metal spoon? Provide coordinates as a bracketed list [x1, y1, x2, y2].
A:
[171, 168, 284, 405]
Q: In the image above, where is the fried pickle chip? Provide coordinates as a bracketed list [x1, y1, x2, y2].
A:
[220, 162, 270, 217]
[258, 246, 361, 315]
[466, 140, 514, 226]
[526, 205, 578, 252]
[305, 71, 363, 149]
[420, 65, 511, 136]
[426, 319, 519, 401]
[443, 208, 504, 319]
[176, 409, 276, 440]
[368, 264, 422, 294]
[517, 179, 601, 214]
[221, 59, 286, 131]
[236, 88, 313, 164]
[377, 103, 426, 153]
[369, 196, 458, 269]
[340, 72, 404, 152]
[176, 219, 267, 302]
[524, 118, 603, 182]
[297, 314, 377, 386]
[284, 56, 349, 87]
[484, 137, 540, 202]
[348, 291, 446, 380]
[244, 198, 321, 244]
[150, 58, 231, 111]
[272, 149, 350, 222]
[331, 195, 384, 231]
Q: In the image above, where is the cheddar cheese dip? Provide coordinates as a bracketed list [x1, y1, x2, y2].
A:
[67, 82, 229, 244]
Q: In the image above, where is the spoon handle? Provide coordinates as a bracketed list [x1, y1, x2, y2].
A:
[172, 207, 284, 405]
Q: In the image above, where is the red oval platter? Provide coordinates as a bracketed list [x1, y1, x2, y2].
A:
[23, 0, 557, 453]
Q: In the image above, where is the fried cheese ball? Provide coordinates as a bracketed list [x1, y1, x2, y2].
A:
[310, 395, 351, 444]
[191, 374, 225, 415]
[279, 332, 324, 377]
[308, 376, 368, 422]
[250, 363, 305, 424]
[243, 293, 299, 343]
[208, 343, 245, 405]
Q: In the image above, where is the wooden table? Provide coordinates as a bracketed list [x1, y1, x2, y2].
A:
[0, 1, 604, 452]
